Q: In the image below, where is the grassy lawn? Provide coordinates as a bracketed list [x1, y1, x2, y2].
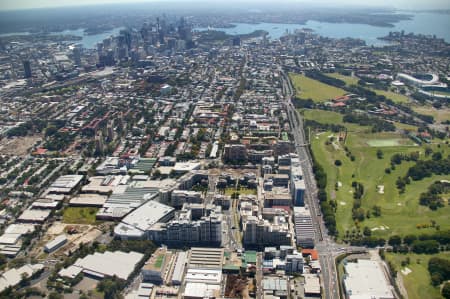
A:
[327, 72, 359, 86]
[412, 105, 450, 124]
[301, 108, 418, 133]
[289, 73, 347, 102]
[325, 72, 410, 104]
[62, 207, 99, 224]
[154, 254, 164, 268]
[386, 252, 450, 299]
[372, 89, 410, 104]
[309, 122, 449, 239]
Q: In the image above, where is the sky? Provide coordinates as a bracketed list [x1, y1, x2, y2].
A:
[0, 0, 449, 11]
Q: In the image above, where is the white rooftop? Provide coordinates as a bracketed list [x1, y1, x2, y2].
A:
[60, 251, 144, 280]
[344, 259, 394, 299]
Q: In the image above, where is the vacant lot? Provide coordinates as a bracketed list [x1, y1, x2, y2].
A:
[63, 207, 99, 225]
[0, 135, 42, 156]
[289, 73, 347, 102]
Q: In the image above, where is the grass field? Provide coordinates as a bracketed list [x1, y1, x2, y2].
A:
[301, 108, 418, 133]
[386, 252, 450, 299]
[289, 73, 347, 102]
[62, 207, 98, 224]
[306, 111, 449, 238]
[366, 139, 410, 147]
[327, 72, 359, 86]
[372, 89, 410, 104]
[412, 105, 450, 124]
[326, 73, 410, 103]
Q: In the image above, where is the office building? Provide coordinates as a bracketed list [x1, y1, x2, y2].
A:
[294, 207, 315, 248]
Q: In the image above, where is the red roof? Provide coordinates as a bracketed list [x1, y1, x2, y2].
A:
[35, 148, 48, 155]
[302, 249, 319, 260]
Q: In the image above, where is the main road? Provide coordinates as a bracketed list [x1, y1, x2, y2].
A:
[281, 71, 342, 299]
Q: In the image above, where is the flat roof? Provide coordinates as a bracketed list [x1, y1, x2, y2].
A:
[17, 209, 51, 223]
[344, 259, 394, 299]
[70, 251, 144, 280]
[188, 247, 224, 270]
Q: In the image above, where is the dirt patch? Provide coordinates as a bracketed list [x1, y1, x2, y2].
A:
[0, 135, 42, 155]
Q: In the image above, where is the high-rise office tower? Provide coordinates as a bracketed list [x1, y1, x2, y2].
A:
[23, 60, 32, 78]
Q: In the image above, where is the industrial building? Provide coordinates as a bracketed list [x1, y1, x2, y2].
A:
[44, 234, 67, 253]
[344, 259, 394, 299]
[188, 247, 224, 269]
[59, 250, 144, 280]
[47, 175, 84, 194]
[171, 251, 187, 285]
[303, 274, 321, 297]
[114, 200, 175, 240]
[0, 263, 44, 292]
[97, 186, 160, 220]
[294, 207, 315, 248]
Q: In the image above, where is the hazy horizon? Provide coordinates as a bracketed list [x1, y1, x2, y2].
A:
[0, 0, 449, 12]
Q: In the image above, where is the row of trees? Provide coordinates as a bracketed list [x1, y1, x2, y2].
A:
[310, 146, 338, 236]
[343, 113, 396, 132]
[304, 70, 346, 88]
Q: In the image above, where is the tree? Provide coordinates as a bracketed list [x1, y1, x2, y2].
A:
[372, 205, 382, 217]
[403, 234, 417, 246]
[334, 160, 342, 166]
[442, 282, 450, 299]
[363, 226, 372, 236]
[376, 149, 383, 159]
[388, 235, 402, 247]
[48, 292, 63, 299]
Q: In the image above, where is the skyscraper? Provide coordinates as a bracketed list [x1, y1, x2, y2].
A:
[73, 46, 82, 66]
[23, 60, 32, 78]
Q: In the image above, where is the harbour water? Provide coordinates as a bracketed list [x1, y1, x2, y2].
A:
[195, 12, 450, 46]
[1, 12, 448, 48]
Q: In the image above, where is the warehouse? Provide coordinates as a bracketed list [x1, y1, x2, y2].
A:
[171, 251, 187, 285]
[17, 209, 51, 223]
[344, 259, 394, 299]
[96, 186, 160, 220]
[44, 234, 67, 253]
[59, 251, 144, 280]
[47, 175, 84, 194]
[188, 247, 224, 270]
[114, 200, 174, 240]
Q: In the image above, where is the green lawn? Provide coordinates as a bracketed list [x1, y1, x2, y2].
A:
[326, 72, 410, 103]
[289, 73, 347, 102]
[372, 89, 410, 104]
[310, 125, 449, 239]
[62, 207, 99, 224]
[327, 72, 359, 86]
[301, 108, 418, 133]
[386, 252, 450, 299]
[412, 105, 450, 124]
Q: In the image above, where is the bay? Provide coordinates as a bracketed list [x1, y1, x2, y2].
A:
[195, 12, 450, 46]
